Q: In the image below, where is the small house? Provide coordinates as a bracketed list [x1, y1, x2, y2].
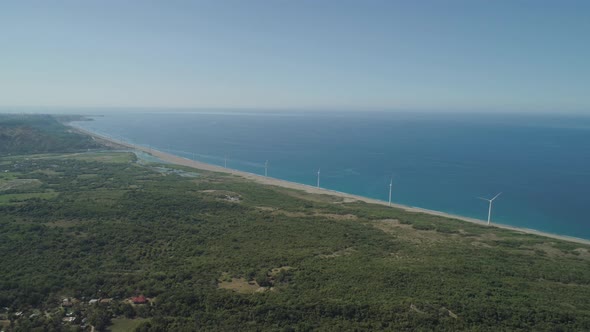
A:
[131, 295, 148, 304]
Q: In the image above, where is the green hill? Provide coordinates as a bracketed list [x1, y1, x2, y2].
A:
[0, 114, 100, 156]
[0, 115, 589, 331]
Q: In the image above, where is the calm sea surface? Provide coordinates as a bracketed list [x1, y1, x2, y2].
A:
[73, 111, 590, 240]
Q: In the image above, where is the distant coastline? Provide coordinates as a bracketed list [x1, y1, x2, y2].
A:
[71, 124, 590, 246]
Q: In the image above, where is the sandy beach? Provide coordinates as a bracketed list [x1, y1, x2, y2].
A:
[73, 125, 590, 246]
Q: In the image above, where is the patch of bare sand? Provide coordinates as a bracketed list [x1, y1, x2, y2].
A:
[318, 247, 355, 258]
[44, 220, 83, 228]
[330, 197, 359, 204]
[478, 233, 501, 241]
[471, 241, 492, 248]
[272, 210, 308, 218]
[319, 213, 358, 220]
[410, 304, 458, 319]
[274, 188, 346, 204]
[270, 266, 294, 277]
[574, 248, 590, 260]
[1, 320, 10, 329]
[409, 304, 424, 314]
[199, 190, 241, 203]
[34, 169, 62, 176]
[217, 272, 273, 294]
[529, 243, 568, 258]
[465, 232, 503, 247]
[218, 277, 261, 294]
[255, 206, 277, 212]
[441, 307, 459, 319]
[525, 244, 590, 260]
[0, 178, 41, 191]
[375, 219, 411, 229]
[372, 219, 449, 244]
[265, 209, 359, 221]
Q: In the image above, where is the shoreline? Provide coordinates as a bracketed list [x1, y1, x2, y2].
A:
[71, 124, 590, 246]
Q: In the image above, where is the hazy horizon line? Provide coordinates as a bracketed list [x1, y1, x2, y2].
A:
[1, 105, 589, 116]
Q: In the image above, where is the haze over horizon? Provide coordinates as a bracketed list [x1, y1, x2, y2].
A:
[1, 1, 589, 113]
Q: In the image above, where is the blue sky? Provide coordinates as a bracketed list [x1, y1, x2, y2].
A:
[1, 0, 589, 112]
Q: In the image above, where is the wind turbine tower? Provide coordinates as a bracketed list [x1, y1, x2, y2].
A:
[264, 160, 268, 177]
[388, 178, 393, 206]
[478, 192, 502, 225]
[317, 168, 321, 188]
[224, 155, 227, 168]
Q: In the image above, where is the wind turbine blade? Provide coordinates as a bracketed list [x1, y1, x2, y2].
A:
[491, 192, 502, 201]
[477, 197, 490, 202]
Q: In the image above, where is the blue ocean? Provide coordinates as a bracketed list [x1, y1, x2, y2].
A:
[73, 111, 590, 240]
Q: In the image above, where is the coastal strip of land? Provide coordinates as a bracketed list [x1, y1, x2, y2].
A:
[71, 125, 590, 246]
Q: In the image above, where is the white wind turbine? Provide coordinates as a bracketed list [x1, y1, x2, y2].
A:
[388, 177, 393, 206]
[264, 160, 268, 177]
[478, 192, 502, 225]
[316, 168, 321, 188]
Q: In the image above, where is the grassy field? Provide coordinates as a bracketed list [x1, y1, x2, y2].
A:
[0, 191, 58, 205]
[1, 151, 136, 163]
[56, 151, 137, 164]
[109, 318, 148, 332]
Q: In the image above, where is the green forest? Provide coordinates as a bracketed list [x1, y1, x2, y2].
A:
[1, 115, 589, 331]
[0, 114, 100, 156]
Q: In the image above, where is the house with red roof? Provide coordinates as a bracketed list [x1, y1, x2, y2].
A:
[131, 295, 148, 304]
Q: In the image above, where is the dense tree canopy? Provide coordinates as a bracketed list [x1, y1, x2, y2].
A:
[0, 114, 100, 156]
